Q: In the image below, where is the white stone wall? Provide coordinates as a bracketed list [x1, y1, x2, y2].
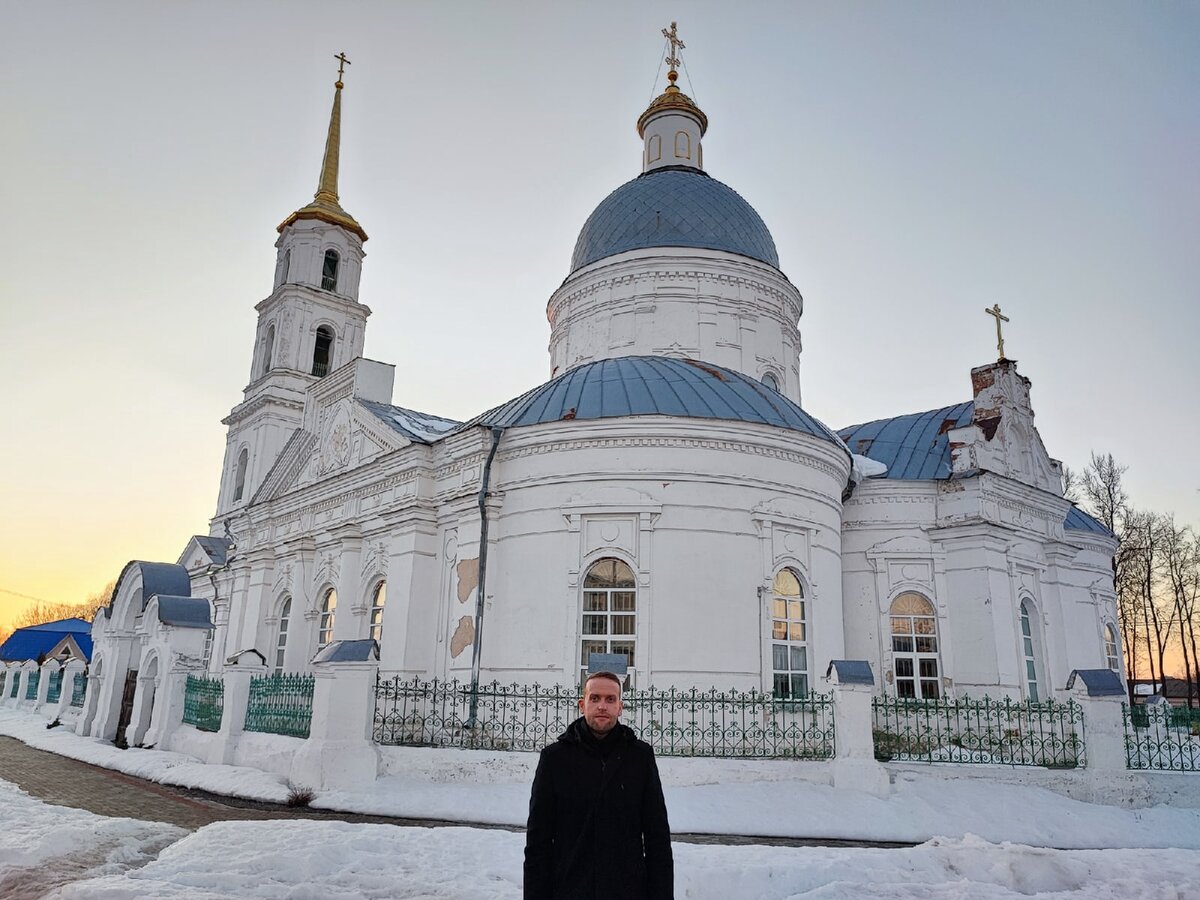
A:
[547, 248, 804, 403]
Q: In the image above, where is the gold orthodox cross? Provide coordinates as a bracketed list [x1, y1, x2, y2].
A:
[335, 52, 351, 84]
[662, 22, 685, 73]
[985, 303, 1010, 360]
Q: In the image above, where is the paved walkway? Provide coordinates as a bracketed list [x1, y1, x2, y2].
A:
[0, 736, 911, 847]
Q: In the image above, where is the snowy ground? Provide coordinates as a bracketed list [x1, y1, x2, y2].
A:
[4, 708, 1200, 853]
[2, 778, 1199, 899]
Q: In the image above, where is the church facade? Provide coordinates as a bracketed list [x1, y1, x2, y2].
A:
[78, 47, 1121, 755]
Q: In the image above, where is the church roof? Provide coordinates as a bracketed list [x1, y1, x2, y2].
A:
[838, 401, 1114, 537]
[839, 402, 974, 481]
[102, 561, 193, 619]
[570, 167, 779, 273]
[359, 401, 462, 444]
[1, 620, 93, 663]
[473, 356, 846, 447]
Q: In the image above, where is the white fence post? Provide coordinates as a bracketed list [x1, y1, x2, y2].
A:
[291, 640, 380, 791]
[825, 660, 890, 797]
[1066, 669, 1145, 803]
[208, 652, 267, 765]
[35, 661, 55, 710]
[56, 660, 86, 723]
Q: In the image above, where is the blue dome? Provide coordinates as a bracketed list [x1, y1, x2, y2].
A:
[475, 356, 845, 448]
[570, 168, 780, 273]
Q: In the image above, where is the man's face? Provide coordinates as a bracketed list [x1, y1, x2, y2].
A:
[579, 676, 623, 734]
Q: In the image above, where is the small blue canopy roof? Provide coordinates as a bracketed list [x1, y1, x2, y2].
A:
[103, 561, 193, 618]
[154, 596, 213, 629]
[570, 167, 780, 273]
[473, 356, 846, 449]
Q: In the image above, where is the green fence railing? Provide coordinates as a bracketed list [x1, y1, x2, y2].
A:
[70, 672, 87, 708]
[373, 676, 835, 759]
[46, 670, 63, 704]
[183, 674, 224, 733]
[25, 672, 40, 701]
[244, 673, 314, 739]
[1125, 702, 1200, 772]
[10, 673, 20, 698]
[872, 694, 1085, 768]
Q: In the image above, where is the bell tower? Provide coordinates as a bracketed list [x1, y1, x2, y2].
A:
[213, 54, 372, 523]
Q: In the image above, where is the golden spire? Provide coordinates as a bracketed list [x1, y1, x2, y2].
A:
[278, 52, 368, 242]
[637, 22, 707, 138]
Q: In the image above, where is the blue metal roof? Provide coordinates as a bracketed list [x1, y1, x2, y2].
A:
[0, 627, 92, 663]
[1063, 505, 1115, 538]
[570, 167, 780, 273]
[154, 596, 214, 629]
[25, 618, 92, 633]
[192, 536, 233, 567]
[839, 401, 1116, 539]
[103, 561, 193, 618]
[1067, 668, 1125, 697]
[474, 356, 846, 448]
[359, 400, 462, 444]
[312, 639, 379, 664]
[839, 402, 974, 481]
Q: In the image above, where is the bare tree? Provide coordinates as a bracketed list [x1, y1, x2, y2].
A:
[1161, 517, 1200, 707]
[1, 580, 115, 647]
[1060, 465, 1080, 504]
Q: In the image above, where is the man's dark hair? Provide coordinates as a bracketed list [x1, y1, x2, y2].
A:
[583, 670, 622, 692]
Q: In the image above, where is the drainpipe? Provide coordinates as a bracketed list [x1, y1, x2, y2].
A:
[467, 426, 505, 727]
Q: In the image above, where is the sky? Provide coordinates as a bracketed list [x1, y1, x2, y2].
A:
[1, 1, 1197, 630]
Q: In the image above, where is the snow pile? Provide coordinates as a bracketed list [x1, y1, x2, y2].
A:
[0, 780, 183, 897]
[0, 709, 290, 803]
[50, 819, 1200, 899]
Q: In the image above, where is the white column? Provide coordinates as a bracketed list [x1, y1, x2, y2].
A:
[208, 662, 266, 765]
[146, 663, 193, 751]
[290, 659, 380, 790]
[35, 661, 55, 710]
[56, 660, 86, 723]
[825, 662, 890, 798]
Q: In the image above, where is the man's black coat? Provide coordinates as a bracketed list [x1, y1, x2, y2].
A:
[523, 717, 673, 900]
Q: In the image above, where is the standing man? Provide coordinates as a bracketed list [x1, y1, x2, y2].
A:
[524, 670, 674, 899]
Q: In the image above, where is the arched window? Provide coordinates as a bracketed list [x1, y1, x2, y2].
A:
[274, 597, 291, 674]
[647, 133, 662, 164]
[318, 589, 337, 649]
[674, 130, 691, 159]
[369, 582, 386, 643]
[770, 568, 808, 699]
[1020, 600, 1043, 700]
[279, 249, 291, 286]
[580, 558, 636, 688]
[262, 324, 275, 376]
[312, 326, 334, 377]
[890, 592, 940, 699]
[1104, 624, 1120, 672]
[761, 371, 780, 392]
[321, 249, 340, 291]
[233, 448, 249, 502]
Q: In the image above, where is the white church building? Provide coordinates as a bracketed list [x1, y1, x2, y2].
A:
[77, 43, 1121, 759]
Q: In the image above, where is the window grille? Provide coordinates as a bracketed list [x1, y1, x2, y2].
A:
[275, 598, 291, 675]
[369, 582, 386, 643]
[1104, 624, 1120, 672]
[770, 568, 809, 699]
[318, 589, 337, 649]
[890, 592, 940, 699]
[1021, 601, 1040, 701]
[312, 326, 334, 377]
[580, 558, 636, 689]
[321, 249, 339, 291]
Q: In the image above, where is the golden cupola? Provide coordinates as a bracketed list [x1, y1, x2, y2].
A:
[278, 57, 368, 242]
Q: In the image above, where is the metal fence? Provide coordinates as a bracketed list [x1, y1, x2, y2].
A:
[70, 672, 87, 708]
[872, 694, 1085, 768]
[1125, 703, 1200, 772]
[9, 674, 18, 699]
[244, 673, 315, 739]
[183, 674, 224, 733]
[46, 670, 63, 704]
[25, 672, 40, 701]
[373, 676, 835, 759]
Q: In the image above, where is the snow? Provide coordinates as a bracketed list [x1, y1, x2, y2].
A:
[5, 708, 1200, 852]
[0, 779, 184, 897]
[11, 808, 1198, 899]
